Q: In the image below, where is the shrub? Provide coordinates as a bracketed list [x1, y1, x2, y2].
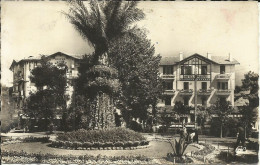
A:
[23, 136, 50, 143]
[1, 150, 153, 164]
[56, 127, 146, 143]
[168, 138, 189, 157]
[53, 128, 148, 150]
[83, 142, 93, 149]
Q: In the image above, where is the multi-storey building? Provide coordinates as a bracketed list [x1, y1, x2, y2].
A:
[10, 52, 240, 127]
[157, 53, 239, 123]
[9, 52, 81, 112]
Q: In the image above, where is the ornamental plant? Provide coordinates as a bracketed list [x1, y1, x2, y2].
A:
[168, 137, 189, 157]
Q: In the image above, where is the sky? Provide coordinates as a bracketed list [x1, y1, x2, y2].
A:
[1, 1, 259, 86]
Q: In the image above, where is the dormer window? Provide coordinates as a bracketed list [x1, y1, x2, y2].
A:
[163, 66, 173, 75]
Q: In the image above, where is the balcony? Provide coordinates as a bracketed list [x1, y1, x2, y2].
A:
[215, 89, 231, 96]
[216, 74, 231, 80]
[198, 89, 212, 96]
[161, 74, 175, 79]
[178, 89, 193, 96]
[163, 90, 175, 95]
[180, 74, 210, 81]
[12, 92, 19, 98]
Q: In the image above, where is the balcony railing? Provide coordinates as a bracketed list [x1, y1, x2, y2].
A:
[216, 74, 231, 80]
[198, 89, 212, 96]
[215, 89, 231, 96]
[161, 74, 175, 79]
[180, 74, 210, 81]
[12, 92, 19, 98]
[163, 90, 175, 95]
[178, 89, 193, 95]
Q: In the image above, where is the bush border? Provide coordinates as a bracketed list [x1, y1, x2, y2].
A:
[50, 140, 150, 150]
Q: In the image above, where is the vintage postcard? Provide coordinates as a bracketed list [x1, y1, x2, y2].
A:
[1, 1, 259, 164]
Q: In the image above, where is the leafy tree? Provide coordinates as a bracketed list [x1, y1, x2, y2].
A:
[242, 71, 259, 107]
[240, 71, 259, 136]
[196, 106, 211, 128]
[25, 58, 68, 132]
[65, 1, 161, 129]
[173, 101, 192, 124]
[108, 30, 163, 126]
[235, 85, 242, 94]
[1, 86, 18, 132]
[209, 98, 233, 138]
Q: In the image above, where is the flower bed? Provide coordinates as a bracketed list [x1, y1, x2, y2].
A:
[23, 136, 50, 143]
[50, 140, 150, 150]
[1, 150, 155, 164]
[53, 128, 149, 150]
[190, 143, 216, 163]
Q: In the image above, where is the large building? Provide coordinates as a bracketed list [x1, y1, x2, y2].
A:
[157, 53, 239, 123]
[9, 52, 81, 114]
[9, 52, 240, 127]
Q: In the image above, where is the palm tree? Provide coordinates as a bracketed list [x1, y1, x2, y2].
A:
[64, 0, 144, 63]
[64, 0, 145, 129]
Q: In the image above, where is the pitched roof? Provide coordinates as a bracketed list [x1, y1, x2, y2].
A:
[46, 52, 83, 60]
[9, 52, 84, 70]
[160, 56, 179, 65]
[160, 54, 240, 65]
[211, 56, 240, 65]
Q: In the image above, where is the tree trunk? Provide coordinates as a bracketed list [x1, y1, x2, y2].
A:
[220, 123, 223, 138]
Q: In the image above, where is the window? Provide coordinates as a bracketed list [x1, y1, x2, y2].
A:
[184, 97, 189, 106]
[201, 65, 207, 75]
[201, 82, 207, 90]
[217, 82, 228, 90]
[202, 97, 207, 106]
[181, 66, 192, 75]
[164, 81, 173, 90]
[184, 82, 189, 90]
[165, 96, 171, 105]
[220, 65, 225, 74]
[163, 66, 173, 75]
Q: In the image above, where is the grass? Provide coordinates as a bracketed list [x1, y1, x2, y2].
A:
[2, 141, 199, 158]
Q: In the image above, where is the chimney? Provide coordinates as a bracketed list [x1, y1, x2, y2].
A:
[179, 52, 183, 61]
[207, 52, 211, 60]
[228, 53, 233, 62]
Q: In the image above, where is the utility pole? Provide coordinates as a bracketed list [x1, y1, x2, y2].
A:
[194, 69, 198, 130]
[194, 76, 197, 129]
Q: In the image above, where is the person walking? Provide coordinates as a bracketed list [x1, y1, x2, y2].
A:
[234, 125, 246, 151]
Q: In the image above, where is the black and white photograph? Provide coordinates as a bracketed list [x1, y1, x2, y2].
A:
[1, 1, 259, 164]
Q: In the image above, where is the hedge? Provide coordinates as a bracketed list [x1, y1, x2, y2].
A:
[50, 140, 149, 150]
[2, 150, 153, 164]
[56, 127, 146, 143]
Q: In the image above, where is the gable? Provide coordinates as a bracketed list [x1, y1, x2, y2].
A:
[178, 53, 218, 65]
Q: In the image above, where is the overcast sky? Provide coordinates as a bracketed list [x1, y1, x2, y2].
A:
[1, 1, 259, 86]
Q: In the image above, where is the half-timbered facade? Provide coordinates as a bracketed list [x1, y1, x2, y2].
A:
[158, 53, 239, 123]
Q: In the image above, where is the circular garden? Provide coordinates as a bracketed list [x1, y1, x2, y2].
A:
[51, 127, 149, 150]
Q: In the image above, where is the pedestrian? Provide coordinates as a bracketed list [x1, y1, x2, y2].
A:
[194, 129, 199, 144]
[234, 125, 246, 151]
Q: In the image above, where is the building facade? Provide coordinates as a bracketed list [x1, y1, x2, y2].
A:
[157, 53, 239, 123]
[9, 52, 81, 114]
[10, 52, 240, 127]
